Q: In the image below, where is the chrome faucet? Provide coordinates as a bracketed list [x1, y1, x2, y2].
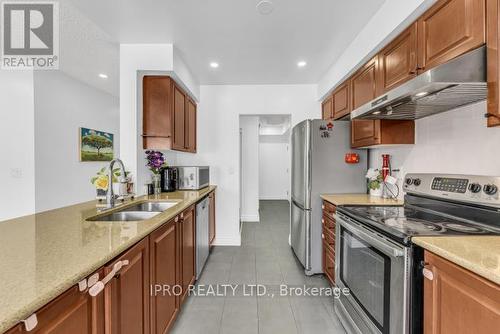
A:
[106, 159, 127, 207]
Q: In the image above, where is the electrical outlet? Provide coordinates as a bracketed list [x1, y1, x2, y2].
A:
[10, 168, 23, 179]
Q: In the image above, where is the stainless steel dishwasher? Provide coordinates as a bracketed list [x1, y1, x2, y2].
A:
[196, 197, 210, 279]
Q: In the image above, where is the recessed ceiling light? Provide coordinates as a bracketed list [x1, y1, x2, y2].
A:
[256, 1, 274, 15]
[98, 73, 108, 79]
[210, 62, 219, 68]
[415, 91, 428, 97]
[297, 61, 307, 68]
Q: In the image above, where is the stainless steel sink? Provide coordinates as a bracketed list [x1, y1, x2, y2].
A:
[122, 201, 179, 212]
[87, 211, 160, 222]
[87, 201, 180, 222]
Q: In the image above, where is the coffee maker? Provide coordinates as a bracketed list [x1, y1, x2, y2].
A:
[160, 167, 178, 192]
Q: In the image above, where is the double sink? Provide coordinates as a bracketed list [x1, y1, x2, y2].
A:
[87, 201, 181, 222]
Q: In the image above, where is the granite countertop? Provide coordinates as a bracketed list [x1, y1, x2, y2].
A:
[412, 236, 500, 285]
[0, 186, 216, 333]
[320, 193, 404, 206]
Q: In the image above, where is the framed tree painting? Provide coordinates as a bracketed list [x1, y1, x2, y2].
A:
[79, 127, 114, 162]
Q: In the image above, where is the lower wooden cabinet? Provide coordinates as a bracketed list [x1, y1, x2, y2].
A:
[423, 251, 500, 333]
[179, 206, 196, 304]
[209, 192, 216, 246]
[351, 119, 415, 148]
[150, 218, 179, 334]
[322, 201, 336, 286]
[105, 238, 150, 334]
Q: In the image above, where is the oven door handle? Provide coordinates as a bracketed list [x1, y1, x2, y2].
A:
[336, 214, 406, 258]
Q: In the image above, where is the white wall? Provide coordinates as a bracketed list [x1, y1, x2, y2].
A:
[259, 134, 290, 200]
[369, 102, 500, 197]
[0, 71, 35, 221]
[240, 116, 260, 221]
[33, 71, 120, 212]
[176, 84, 320, 245]
[317, 0, 437, 99]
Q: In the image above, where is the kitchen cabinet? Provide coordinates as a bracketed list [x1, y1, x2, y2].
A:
[351, 120, 415, 148]
[150, 219, 179, 334]
[105, 238, 150, 334]
[185, 98, 197, 152]
[14, 270, 105, 334]
[143, 76, 197, 152]
[321, 94, 334, 120]
[209, 191, 216, 247]
[4, 325, 22, 334]
[487, 0, 500, 127]
[379, 23, 418, 93]
[417, 0, 486, 73]
[172, 84, 186, 151]
[351, 56, 381, 110]
[322, 201, 336, 286]
[179, 206, 196, 304]
[423, 251, 500, 333]
[332, 81, 351, 120]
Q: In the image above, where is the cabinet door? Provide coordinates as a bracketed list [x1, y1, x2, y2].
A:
[486, 0, 500, 127]
[351, 56, 380, 110]
[332, 81, 351, 120]
[185, 98, 197, 152]
[150, 219, 178, 334]
[209, 192, 216, 246]
[322, 240, 335, 286]
[351, 120, 381, 148]
[172, 84, 186, 151]
[21, 271, 105, 334]
[180, 206, 196, 304]
[379, 23, 418, 92]
[423, 251, 500, 333]
[321, 95, 334, 120]
[142, 76, 173, 149]
[105, 238, 150, 334]
[417, 0, 486, 72]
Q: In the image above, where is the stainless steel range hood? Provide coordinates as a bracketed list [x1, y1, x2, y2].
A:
[351, 46, 487, 120]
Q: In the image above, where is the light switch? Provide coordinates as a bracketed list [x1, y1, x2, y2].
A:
[10, 168, 23, 178]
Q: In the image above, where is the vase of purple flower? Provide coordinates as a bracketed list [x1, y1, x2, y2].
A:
[145, 150, 167, 194]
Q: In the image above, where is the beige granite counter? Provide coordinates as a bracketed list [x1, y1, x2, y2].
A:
[320, 193, 404, 206]
[413, 236, 500, 285]
[0, 186, 216, 333]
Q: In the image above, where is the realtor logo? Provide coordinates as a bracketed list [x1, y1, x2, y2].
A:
[1, 1, 59, 69]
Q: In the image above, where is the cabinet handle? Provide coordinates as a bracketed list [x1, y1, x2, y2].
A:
[89, 260, 129, 297]
[180, 212, 184, 219]
[322, 233, 325, 239]
[422, 267, 434, 281]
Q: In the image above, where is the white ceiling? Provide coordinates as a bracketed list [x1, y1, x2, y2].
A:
[67, 0, 386, 86]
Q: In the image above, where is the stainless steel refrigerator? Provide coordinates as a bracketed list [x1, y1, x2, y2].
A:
[291, 120, 367, 275]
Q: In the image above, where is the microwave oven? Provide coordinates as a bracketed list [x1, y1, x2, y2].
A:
[176, 166, 210, 190]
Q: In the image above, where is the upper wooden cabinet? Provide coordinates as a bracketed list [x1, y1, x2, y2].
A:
[143, 76, 197, 153]
[486, 0, 500, 127]
[321, 95, 334, 120]
[332, 81, 351, 120]
[351, 56, 380, 110]
[105, 238, 150, 334]
[379, 23, 418, 93]
[423, 251, 500, 333]
[417, 0, 486, 72]
[352, 120, 415, 148]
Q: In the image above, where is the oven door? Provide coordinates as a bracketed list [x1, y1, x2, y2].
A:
[335, 213, 410, 334]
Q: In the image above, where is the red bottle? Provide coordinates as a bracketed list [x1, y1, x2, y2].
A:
[382, 154, 391, 180]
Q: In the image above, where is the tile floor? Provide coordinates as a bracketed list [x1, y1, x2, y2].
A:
[171, 200, 346, 334]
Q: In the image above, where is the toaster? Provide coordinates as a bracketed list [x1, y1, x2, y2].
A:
[175, 166, 210, 190]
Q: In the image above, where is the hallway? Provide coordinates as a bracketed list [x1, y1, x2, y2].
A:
[171, 200, 346, 334]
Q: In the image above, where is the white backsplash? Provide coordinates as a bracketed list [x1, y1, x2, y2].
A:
[369, 101, 500, 197]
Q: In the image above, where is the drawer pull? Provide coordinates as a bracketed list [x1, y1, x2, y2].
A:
[22, 314, 38, 331]
[89, 260, 129, 297]
[422, 268, 434, 281]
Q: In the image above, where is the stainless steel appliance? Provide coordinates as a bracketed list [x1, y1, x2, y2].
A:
[290, 120, 367, 275]
[196, 196, 210, 279]
[335, 173, 500, 334]
[160, 167, 178, 192]
[176, 166, 210, 190]
[351, 46, 486, 121]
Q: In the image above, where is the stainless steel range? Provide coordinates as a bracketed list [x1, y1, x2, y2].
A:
[334, 173, 500, 334]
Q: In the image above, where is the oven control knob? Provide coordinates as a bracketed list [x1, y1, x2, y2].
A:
[468, 183, 482, 194]
[413, 179, 422, 186]
[405, 178, 413, 186]
[483, 184, 498, 196]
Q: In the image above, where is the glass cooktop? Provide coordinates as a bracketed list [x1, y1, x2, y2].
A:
[337, 205, 500, 243]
